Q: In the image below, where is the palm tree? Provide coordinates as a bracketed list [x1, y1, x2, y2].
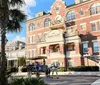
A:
[0, 0, 26, 85]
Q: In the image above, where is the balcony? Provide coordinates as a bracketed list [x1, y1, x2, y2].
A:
[65, 32, 76, 37]
[64, 29, 80, 38]
[40, 53, 47, 57]
[49, 19, 64, 30]
[50, 52, 61, 58]
[66, 51, 76, 57]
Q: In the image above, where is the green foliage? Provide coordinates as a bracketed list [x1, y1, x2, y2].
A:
[10, 78, 47, 85]
[58, 67, 65, 72]
[68, 66, 99, 71]
[7, 67, 18, 78]
[7, 67, 18, 74]
[18, 57, 26, 66]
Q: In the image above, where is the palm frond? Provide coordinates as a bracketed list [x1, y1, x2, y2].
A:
[9, 0, 25, 7]
[7, 9, 26, 32]
[10, 9, 26, 22]
[7, 20, 22, 32]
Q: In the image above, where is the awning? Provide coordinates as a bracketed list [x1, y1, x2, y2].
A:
[27, 56, 47, 60]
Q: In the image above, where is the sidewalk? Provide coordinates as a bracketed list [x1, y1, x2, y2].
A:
[12, 72, 100, 76]
[12, 72, 100, 85]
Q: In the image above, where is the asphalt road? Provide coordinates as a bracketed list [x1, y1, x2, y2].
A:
[42, 75, 100, 85]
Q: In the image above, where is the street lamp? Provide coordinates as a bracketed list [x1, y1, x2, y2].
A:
[63, 31, 67, 70]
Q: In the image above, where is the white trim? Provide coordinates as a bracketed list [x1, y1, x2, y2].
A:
[92, 40, 98, 42]
[82, 41, 89, 43]
[80, 23, 86, 25]
[90, 19, 100, 23]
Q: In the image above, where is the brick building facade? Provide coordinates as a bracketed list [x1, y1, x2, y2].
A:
[26, 0, 100, 68]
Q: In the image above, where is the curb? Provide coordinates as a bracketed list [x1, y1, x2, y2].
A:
[91, 79, 100, 85]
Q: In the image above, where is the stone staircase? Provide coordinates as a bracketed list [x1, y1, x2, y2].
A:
[86, 56, 100, 63]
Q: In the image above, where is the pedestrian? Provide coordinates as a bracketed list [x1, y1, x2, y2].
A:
[46, 66, 51, 78]
[50, 62, 60, 79]
[27, 63, 32, 78]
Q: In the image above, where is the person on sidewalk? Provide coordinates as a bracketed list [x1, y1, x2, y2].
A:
[45, 65, 51, 78]
[50, 62, 60, 79]
[27, 63, 32, 78]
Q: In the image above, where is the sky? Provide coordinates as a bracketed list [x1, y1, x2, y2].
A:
[7, 0, 74, 42]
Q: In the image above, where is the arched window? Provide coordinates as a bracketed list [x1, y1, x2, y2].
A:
[66, 11, 76, 22]
[44, 18, 51, 27]
[90, 3, 100, 15]
[29, 23, 35, 32]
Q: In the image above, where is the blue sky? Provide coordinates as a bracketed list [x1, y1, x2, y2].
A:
[7, 0, 74, 42]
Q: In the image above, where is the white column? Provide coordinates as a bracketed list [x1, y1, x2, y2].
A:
[99, 61, 100, 72]
[7, 60, 9, 68]
[97, 61, 100, 72]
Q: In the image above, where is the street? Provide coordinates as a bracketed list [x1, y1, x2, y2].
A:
[42, 75, 100, 85]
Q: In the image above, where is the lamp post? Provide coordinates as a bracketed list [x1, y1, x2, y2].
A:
[63, 31, 67, 70]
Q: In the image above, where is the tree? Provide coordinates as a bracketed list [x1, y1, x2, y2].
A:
[18, 57, 26, 66]
[0, 0, 26, 85]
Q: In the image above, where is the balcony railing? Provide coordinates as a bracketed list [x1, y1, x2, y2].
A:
[48, 19, 64, 29]
[66, 51, 76, 57]
[64, 31, 78, 37]
[50, 52, 61, 57]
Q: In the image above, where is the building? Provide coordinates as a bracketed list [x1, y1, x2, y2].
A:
[26, 0, 100, 68]
[6, 40, 26, 67]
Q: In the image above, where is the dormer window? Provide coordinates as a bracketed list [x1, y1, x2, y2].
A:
[56, 6, 60, 11]
[29, 23, 35, 32]
[44, 18, 51, 27]
[80, 0, 83, 3]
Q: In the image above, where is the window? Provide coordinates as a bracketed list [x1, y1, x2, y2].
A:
[81, 24, 86, 30]
[56, 6, 60, 11]
[83, 43, 88, 53]
[98, 21, 100, 30]
[29, 23, 35, 32]
[50, 44, 60, 53]
[32, 35, 36, 44]
[67, 43, 75, 51]
[91, 23, 96, 31]
[93, 41, 99, 52]
[29, 49, 36, 58]
[80, 10, 84, 15]
[44, 18, 51, 27]
[43, 47, 46, 54]
[33, 49, 36, 57]
[90, 3, 100, 15]
[28, 37, 30, 44]
[38, 34, 42, 42]
[66, 11, 76, 22]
